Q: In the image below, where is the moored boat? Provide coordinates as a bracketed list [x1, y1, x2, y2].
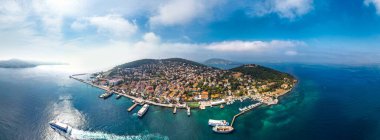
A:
[116, 94, 122, 99]
[208, 119, 229, 126]
[212, 126, 234, 133]
[187, 107, 191, 116]
[99, 92, 113, 99]
[138, 104, 149, 117]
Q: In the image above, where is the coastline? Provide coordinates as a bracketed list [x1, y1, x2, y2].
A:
[70, 75, 297, 109]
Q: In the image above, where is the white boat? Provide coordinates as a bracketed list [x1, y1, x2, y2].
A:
[212, 126, 234, 133]
[187, 107, 191, 116]
[138, 104, 149, 117]
[208, 119, 229, 126]
[116, 94, 122, 99]
[99, 92, 112, 99]
[49, 121, 72, 136]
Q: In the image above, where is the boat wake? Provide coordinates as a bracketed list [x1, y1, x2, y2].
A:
[50, 95, 168, 140]
[70, 129, 168, 140]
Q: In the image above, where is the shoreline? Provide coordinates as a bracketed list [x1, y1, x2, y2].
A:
[70, 75, 296, 110]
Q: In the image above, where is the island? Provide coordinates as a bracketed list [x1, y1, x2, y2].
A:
[0, 59, 67, 68]
[74, 58, 296, 106]
[70, 58, 297, 132]
[203, 58, 242, 69]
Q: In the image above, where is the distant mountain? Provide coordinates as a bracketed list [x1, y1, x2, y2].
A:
[203, 58, 242, 70]
[0, 59, 66, 68]
[204, 58, 241, 65]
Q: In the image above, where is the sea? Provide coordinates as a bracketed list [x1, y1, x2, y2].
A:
[0, 63, 380, 140]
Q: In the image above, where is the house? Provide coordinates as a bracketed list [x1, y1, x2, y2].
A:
[200, 91, 209, 100]
[108, 78, 123, 86]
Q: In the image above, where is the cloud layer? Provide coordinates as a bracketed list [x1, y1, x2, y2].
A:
[251, 0, 314, 19]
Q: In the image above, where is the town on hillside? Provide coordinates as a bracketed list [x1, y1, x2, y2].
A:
[89, 58, 297, 108]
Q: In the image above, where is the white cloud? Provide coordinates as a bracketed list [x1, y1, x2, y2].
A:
[285, 50, 298, 56]
[205, 40, 305, 52]
[70, 14, 138, 38]
[143, 32, 160, 43]
[365, 0, 380, 14]
[149, 0, 220, 26]
[70, 19, 88, 31]
[251, 0, 313, 19]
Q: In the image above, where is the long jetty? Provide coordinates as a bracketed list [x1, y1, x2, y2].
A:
[128, 103, 139, 112]
[230, 102, 263, 126]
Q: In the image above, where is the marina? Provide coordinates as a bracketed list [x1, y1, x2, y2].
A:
[230, 102, 263, 127]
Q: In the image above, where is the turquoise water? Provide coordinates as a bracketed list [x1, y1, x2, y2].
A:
[0, 64, 380, 140]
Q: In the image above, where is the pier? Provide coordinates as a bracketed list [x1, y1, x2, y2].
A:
[230, 102, 263, 126]
[128, 103, 139, 112]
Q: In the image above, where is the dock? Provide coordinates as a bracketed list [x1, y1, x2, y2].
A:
[128, 103, 139, 112]
[230, 102, 262, 126]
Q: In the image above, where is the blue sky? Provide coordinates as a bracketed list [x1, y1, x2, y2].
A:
[1, 0, 380, 69]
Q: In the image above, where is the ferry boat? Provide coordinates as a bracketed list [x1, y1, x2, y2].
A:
[212, 126, 234, 133]
[49, 121, 72, 136]
[138, 104, 149, 117]
[208, 119, 229, 126]
[116, 94, 122, 99]
[99, 92, 113, 99]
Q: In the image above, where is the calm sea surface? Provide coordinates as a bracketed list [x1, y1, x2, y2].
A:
[0, 64, 380, 140]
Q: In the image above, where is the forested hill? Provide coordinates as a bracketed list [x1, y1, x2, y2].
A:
[230, 64, 295, 81]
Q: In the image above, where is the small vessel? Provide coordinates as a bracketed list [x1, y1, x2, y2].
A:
[173, 106, 177, 114]
[138, 104, 149, 117]
[116, 94, 122, 99]
[49, 121, 72, 135]
[187, 107, 191, 116]
[220, 104, 224, 109]
[208, 119, 229, 126]
[99, 92, 113, 99]
[212, 126, 234, 133]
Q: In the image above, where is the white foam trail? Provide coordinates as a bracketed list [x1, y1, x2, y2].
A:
[70, 129, 168, 140]
[53, 95, 85, 128]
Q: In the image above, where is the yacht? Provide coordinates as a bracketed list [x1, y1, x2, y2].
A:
[208, 119, 229, 126]
[49, 121, 72, 135]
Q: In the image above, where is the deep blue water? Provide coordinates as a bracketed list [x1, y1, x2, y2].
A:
[0, 64, 380, 140]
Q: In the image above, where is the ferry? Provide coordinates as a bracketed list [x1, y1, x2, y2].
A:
[138, 104, 149, 117]
[116, 94, 122, 99]
[208, 119, 229, 126]
[212, 126, 234, 134]
[49, 121, 72, 136]
[99, 92, 113, 99]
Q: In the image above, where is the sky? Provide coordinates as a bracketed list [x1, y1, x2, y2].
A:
[1, 0, 380, 70]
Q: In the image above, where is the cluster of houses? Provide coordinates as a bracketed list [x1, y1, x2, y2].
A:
[91, 60, 295, 105]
